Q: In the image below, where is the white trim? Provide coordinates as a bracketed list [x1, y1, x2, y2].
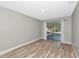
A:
[72, 45, 78, 58]
[62, 41, 78, 57]
[0, 37, 42, 56]
[61, 20, 65, 42]
[44, 21, 47, 40]
[61, 41, 72, 44]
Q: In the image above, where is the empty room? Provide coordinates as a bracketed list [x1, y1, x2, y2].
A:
[0, 0, 79, 58]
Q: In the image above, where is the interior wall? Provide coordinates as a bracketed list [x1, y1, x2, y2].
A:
[72, 2, 79, 57]
[63, 17, 72, 43]
[0, 6, 42, 52]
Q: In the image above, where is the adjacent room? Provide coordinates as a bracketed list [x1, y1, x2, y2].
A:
[47, 21, 61, 41]
[0, 1, 79, 58]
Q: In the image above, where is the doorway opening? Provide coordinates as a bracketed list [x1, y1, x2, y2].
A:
[46, 21, 61, 42]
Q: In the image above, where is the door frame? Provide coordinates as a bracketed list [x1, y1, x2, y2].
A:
[43, 21, 65, 42]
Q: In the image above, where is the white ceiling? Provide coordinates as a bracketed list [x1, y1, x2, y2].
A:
[0, 1, 77, 20]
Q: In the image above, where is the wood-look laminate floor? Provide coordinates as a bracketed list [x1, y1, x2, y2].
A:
[0, 39, 76, 58]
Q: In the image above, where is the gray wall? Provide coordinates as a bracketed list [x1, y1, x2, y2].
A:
[0, 6, 42, 52]
[63, 17, 72, 43]
[72, 2, 79, 57]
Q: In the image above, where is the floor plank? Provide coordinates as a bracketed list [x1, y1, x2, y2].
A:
[0, 39, 76, 58]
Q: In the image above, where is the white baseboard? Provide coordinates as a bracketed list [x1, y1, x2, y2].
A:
[0, 37, 42, 56]
[72, 45, 78, 58]
[61, 41, 72, 44]
[62, 41, 78, 57]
